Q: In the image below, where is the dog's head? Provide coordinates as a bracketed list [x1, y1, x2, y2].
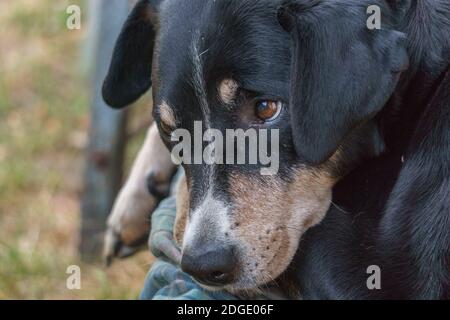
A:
[103, 0, 408, 292]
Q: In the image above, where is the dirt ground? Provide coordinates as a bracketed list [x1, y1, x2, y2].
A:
[0, 0, 154, 299]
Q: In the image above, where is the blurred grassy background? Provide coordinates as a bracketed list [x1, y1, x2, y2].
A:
[0, 0, 153, 299]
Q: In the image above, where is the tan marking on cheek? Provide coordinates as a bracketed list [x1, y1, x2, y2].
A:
[159, 101, 177, 129]
[319, 147, 348, 180]
[218, 79, 238, 104]
[174, 175, 189, 246]
[228, 165, 336, 287]
[228, 175, 293, 281]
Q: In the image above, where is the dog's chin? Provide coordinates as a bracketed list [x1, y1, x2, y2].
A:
[192, 274, 269, 295]
[195, 282, 227, 292]
[192, 277, 251, 293]
[224, 277, 280, 298]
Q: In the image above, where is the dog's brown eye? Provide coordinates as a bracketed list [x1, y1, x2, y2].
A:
[255, 100, 282, 121]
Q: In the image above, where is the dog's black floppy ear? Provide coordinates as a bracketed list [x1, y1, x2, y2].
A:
[278, 3, 408, 165]
[102, 0, 162, 109]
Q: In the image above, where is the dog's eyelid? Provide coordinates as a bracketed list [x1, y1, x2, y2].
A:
[238, 86, 283, 102]
[158, 120, 176, 136]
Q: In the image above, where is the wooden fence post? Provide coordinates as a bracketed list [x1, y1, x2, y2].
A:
[80, 0, 130, 261]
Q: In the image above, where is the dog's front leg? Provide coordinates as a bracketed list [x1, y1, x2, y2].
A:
[104, 123, 176, 264]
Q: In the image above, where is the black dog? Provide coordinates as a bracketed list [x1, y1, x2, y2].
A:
[295, 63, 450, 300]
[103, 0, 449, 298]
[280, 1, 450, 299]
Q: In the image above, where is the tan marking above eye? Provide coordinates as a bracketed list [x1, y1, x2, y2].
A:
[219, 79, 239, 104]
[159, 101, 177, 134]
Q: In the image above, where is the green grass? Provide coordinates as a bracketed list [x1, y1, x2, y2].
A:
[0, 0, 152, 299]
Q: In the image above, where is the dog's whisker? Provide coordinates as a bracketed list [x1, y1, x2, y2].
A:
[199, 48, 210, 57]
[331, 201, 351, 215]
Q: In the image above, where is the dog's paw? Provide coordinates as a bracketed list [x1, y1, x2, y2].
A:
[103, 123, 176, 265]
[103, 182, 163, 266]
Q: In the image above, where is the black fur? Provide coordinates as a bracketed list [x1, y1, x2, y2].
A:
[296, 65, 450, 300]
[103, 0, 450, 299]
[102, 0, 162, 108]
[278, 0, 409, 164]
[289, 0, 450, 299]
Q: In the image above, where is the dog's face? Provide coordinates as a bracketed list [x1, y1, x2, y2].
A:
[153, 0, 340, 292]
[103, 0, 408, 292]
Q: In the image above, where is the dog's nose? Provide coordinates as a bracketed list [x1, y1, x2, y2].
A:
[181, 244, 237, 286]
